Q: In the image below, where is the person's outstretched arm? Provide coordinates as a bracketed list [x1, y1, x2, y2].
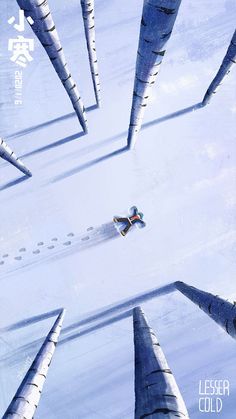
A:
[130, 206, 138, 216]
[138, 220, 146, 228]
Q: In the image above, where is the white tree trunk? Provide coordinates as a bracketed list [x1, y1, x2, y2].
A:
[80, 0, 101, 106]
[175, 281, 236, 339]
[0, 137, 32, 177]
[133, 307, 189, 418]
[16, 0, 88, 132]
[127, 0, 182, 149]
[3, 309, 65, 419]
[202, 29, 236, 106]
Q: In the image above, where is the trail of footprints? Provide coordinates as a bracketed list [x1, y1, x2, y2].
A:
[0, 227, 94, 266]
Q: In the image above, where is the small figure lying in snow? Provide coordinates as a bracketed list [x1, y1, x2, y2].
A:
[113, 206, 146, 236]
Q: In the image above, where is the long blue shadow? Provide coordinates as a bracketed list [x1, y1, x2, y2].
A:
[50, 103, 202, 182]
[142, 102, 203, 130]
[27, 130, 124, 165]
[2, 308, 62, 332]
[16, 102, 202, 163]
[100, 102, 202, 142]
[21, 131, 85, 158]
[59, 310, 132, 345]
[93, 102, 202, 145]
[1, 283, 175, 365]
[52, 146, 128, 183]
[6, 104, 98, 140]
[0, 175, 29, 192]
[61, 283, 175, 337]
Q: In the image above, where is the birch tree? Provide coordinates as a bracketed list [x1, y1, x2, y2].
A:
[202, 29, 236, 106]
[0, 137, 32, 177]
[127, 0, 182, 149]
[3, 309, 65, 419]
[133, 307, 189, 418]
[80, 0, 101, 106]
[175, 281, 236, 340]
[16, 0, 88, 132]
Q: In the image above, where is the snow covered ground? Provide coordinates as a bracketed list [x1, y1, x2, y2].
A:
[0, 0, 236, 417]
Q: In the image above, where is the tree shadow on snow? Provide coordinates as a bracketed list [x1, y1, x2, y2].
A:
[59, 283, 175, 345]
[49, 102, 203, 183]
[0, 175, 29, 192]
[51, 146, 128, 183]
[0, 284, 175, 365]
[6, 104, 98, 141]
[20, 131, 86, 158]
[1, 308, 62, 332]
[142, 102, 203, 129]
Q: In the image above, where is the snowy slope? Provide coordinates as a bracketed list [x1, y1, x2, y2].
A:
[0, 0, 236, 418]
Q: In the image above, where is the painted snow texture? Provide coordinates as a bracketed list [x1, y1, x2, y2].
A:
[127, 0, 182, 148]
[3, 309, 65, 419]
[175, 282, 236, 340]
[16, 0, 88, 132]
[0, 0, 236, 418]
[0, 222, 119, 277]
[81, 0, 101, 106]
[133, 307, 189, 418]
[202, 29, 236, 105]
[0, 137, 32, 177]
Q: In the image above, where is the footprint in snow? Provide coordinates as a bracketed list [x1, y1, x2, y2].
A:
[15, 256, 22, 261]
[51, 238, 58, 242]
[2, 254, 9, 258]
[63, 241, 71, 246]
[19, 248, 26, 253]
[82, 236, 89, 241]
[67, 233, 74, 237]
[37, 242, 44, 246]
[87, 227, 94, 231]
[33, 249, 40, 255]
[0, 261, 4, 265]
[48, 245, 54, 250]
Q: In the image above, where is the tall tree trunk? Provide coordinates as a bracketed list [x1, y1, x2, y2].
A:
[16, 0, 88, 132]
[133, 307, 189, 418]
[0, 137, 32, 177]
[127, 0, 182, 149]
[80, 0, 101, 106]
[175, 281, 236, 339]
[3, 309, 65, 419]
[202, 29, 236, 106]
